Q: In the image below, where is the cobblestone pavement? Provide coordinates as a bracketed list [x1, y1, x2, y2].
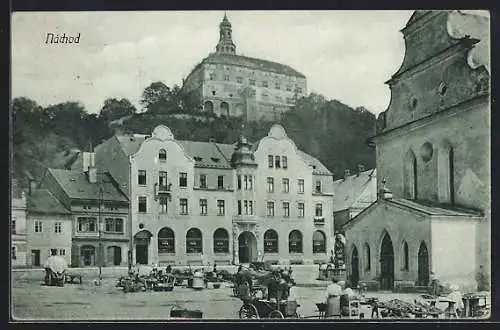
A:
[12, 268, 428, 321]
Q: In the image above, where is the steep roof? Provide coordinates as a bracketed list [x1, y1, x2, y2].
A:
[178, 140, 234, 169]
[47, 169, 128, 203]
[333, 168, 376, 211]
[27, 189, 71, 214]
[102, 133, 331, 174]
[200, 53, 306, 78]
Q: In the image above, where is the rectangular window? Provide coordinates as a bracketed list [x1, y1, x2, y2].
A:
[286, 85, 292, 91]
[298, 203, 305, 218]
[51, 248, 58, 256]
[159, 171, 168, 188]
[199, 174, 207, 189]
[209, 73, 215, 80]
[298, 179, 305, 193]
[224, 74, 229, 81]
[283, 178, 290, 193]
[200, 199, 208, 215]
[105, 218, 114, 232]
[180, 198, 188, 215]
[275, 155, 281, 168]
[267, 201, 275, 217]
[249, 201, 254, 215]
[54, 222, 62, 233]
[237, 175, 242, 190]
[267, 177, 274, 193]
[248, 175, 253, 190]
[77, 217, 97, 232]
[34, 221, 43, 233]
[244, 175, 248, 190]
[136, 196, 147, 212]
[217, 200, 225, 216]
[296, 86, 303, 93]
[217, 175, 224, 189]
[59, 249, 66, 256]
[275, 82, 280, 89]
[138, 170, 147, 185]
[237, 200, 242, 215]
[282, 156, 288, 169]
[11, 218, 16, 234]
[237, 76, 243, 84]
[179, 172, 188, 187]
[315, 180, 322, 193]
[283, 202, 290, 217]
[83, 205, 92, 210]
[159, 197, 168, 213]
[249, 79, 256, 86]
[244, 200, 248, 215]
[315, 203, 323, 217]
[12, 246, 16, 260]
[262, 81, 268, 87]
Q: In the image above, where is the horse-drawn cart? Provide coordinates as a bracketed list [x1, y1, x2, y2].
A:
[239, 298, 300, 319]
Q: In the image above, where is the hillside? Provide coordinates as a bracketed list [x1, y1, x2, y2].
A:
[11, 93, 376, 188]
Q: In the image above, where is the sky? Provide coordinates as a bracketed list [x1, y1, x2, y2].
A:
[11, 10, 416, 115]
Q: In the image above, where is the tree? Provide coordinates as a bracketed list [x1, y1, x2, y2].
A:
[140, 81, 171, 110]
[99, 98, 136, 122]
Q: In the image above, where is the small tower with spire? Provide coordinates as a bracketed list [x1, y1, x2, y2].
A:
[216, 12, 236, 55]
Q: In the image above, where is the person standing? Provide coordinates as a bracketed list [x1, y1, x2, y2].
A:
[325, 277, 342, 317]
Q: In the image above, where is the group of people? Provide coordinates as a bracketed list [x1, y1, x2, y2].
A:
[324, 277, 360, 317]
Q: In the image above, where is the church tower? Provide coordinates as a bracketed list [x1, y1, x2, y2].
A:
[216, 13, 236, 55]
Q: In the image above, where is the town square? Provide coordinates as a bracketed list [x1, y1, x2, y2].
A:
[11, 10, 491, 320]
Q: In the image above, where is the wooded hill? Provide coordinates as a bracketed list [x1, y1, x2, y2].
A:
[11, 82, 376, 189]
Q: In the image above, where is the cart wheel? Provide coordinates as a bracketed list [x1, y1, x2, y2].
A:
[268, 310, 284, 319]
[239, 303, 259, 319]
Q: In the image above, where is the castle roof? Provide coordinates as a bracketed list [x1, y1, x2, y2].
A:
[200, 52, 306, 78]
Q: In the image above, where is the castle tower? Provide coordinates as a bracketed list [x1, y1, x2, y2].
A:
[216, 12, 236, 55]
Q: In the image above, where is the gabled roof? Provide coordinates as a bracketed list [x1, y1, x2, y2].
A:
[343, 197, 483, 231]
[389, 198, 483, 217]
[200, 52, 306, 78]
[333, 169, 376, 211]
[27, 189, 71, 214]
[48, 169, 129, 203]
[111, 133, 331, 174]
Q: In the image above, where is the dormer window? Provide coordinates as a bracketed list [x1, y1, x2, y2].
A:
[194, 157, 202, 162]
[159, 149, 167, 162]
[211, 157, 220, 163]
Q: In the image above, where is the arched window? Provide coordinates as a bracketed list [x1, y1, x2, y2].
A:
[186, 228, 202, 253]
[264, 229, 278, 253]
[213, 228, 229, 253]
[289, 230, 303, 253]
[404, 149, 418, 199]
[204, 100, 214, 112]
[364, 243, 371, 271]
[158, 227, 175, 253]
[438, 140, 455, 204]
[158, 149, 167, 162]
[313, 230, 326, 253]
[402, 241, 409, 271]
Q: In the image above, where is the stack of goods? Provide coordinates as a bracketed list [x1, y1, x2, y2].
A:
[378, 299, 417, 318]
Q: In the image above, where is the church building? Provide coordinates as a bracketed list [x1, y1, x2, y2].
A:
[343, 10, 490, 292]
[182, 13, 307, 121]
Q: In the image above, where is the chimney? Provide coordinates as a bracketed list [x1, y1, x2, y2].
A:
[28, 179, 37, 196]
[357, 164, 365, 176]
[82, 151, 96, 172]
[344, 169, 351, 179]
[88, 167, 97, 184]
